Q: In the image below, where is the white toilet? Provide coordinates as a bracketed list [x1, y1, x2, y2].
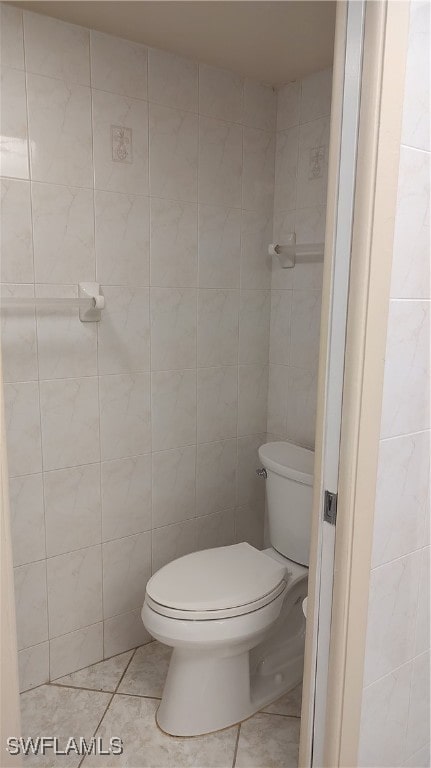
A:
[142, 441, 313, 736]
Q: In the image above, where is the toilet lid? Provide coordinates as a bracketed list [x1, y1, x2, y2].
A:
[146, 543, 287, 612]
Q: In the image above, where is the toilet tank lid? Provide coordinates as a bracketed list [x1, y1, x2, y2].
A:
[258, 442, 314, 484]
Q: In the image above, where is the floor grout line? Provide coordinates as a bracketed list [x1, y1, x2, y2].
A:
[77, 646, 138, 768]
[232, 724, 241, 768]
[259, 710, 302, 720]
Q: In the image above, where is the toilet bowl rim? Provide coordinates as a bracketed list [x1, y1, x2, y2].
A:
[142, 588, 288, 648]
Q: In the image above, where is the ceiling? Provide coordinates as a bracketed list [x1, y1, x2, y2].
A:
[11, 1, 336, 86]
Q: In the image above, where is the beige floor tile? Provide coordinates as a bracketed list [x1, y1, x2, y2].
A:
[53, 650, 134, 692]
[261, 684, 302, 717]
[20, 685, 111, 767]
[235, 711, 300, 768]
[117, 641, 171, 698]
[82, 694, 239, 767]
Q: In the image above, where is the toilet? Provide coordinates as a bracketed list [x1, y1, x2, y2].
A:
[142, 441, 313, 736]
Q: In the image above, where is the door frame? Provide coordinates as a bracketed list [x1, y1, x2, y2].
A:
[299, 1, 411, 766]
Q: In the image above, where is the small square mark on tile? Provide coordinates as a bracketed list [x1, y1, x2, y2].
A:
[308, 146, 325, 180]
[111, 126, 133, 163]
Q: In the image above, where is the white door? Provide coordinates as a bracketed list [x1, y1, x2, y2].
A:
[309, 2, 366, 765]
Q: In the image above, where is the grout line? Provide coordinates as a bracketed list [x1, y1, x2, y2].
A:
[232, 724, 241, 768]
[259, 710, 302, 720]
[76, 645, 138, 768]
[49, 682, 162, 702]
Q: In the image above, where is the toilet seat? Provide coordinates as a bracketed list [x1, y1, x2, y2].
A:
[145, 542, 287, 621]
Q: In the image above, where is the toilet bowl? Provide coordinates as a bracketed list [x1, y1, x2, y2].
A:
[142, 441, 313, 737]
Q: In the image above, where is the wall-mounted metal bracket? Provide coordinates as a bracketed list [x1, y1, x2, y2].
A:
[79, 282, 105, 322]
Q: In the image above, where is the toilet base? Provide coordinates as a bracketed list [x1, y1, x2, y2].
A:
[157, 647, 255, 736]
[156, 644, 304, 737]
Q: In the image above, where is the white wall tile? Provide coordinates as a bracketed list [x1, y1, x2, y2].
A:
[237, 434, 266, 509]
[196, 439, 237, 516]
[103, 609, 151, 657]
[238, 364, 268, 436]
[359, 662, 413, 768]
[1, 4, 24, 70]
[92, 89, 148, 194]
[0, 178, 33, 283]
[197, 289, 239, 366]
[276, 82, 300, 131]
[293, 206, 326, 290]
[197, 366, 238, 442]
[240, 209, 272, 290]
[198, 117, 242, 207]
[150, 287, 197, 370]
[90, 31, 147, 99]
[300, 68, 332, 124]
[405, 650, 430, 759]
[24, 11, 90, 85]
[97, 286, 150, 375]
[391, 146, 430, 299]
[49, 622, 103, 681]
[14, 560, 48, 649]
[150, 198, 198, 287]
[32, 182, 95, 284]
[403, 744, 431, 768]
[286, 367, 317, 449]
[101, 454, 151, 542]
[151, 519, 196, 573]
[44, 464, 101, 557]
[102, 531, 151, 618]
[235, 505, 264, 550]
[380, 300, 430, 439]
[274, 127, 298, 211]
[95, 191, 149, 286]
[199, 64, 243, 123]
[152, 445, 196, 527]
[148, 48, 198, 112]
[364, 552, 421, 687]
[27, 74, 92, 187]
[36, 285, 97, 379]
[9, 473, 45, 567]
[402, 0, 430, 152]
[198, 205, 241, 288]
[290, 290, 322, 371]
[0, 67, 29, 179]
[18, 642, 49, 692]
[242, 128, 275, 212]
[267, 365, 288, 437]
[372, 431, 430, 568]
[239, 288, 272, 365]
[243, 80, 276, 132]
[297, 117, 330, 209]
[271, 210, 295, 290]
[268, 289, 291, 366]
[195, 509, 235, 551]
[1, 284, 38, 383]
[149, 104, 198, 202]
[47, 545, 102, 637]
[99, 373, 151, 460]
[4, 381, 42, 477]
[151, 369, 196, 451]
[415, 546, 430, 656]
[40, 377, 100, 471]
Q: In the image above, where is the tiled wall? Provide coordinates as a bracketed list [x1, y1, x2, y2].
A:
[358, 3, 430, 766]
[0, 3, 277, 689]
[267, 69, 332, 449]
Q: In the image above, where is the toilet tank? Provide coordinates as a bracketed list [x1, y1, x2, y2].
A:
[258, 442, 314, 566]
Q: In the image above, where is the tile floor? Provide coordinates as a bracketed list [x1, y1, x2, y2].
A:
[20, 641, 302, 768]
